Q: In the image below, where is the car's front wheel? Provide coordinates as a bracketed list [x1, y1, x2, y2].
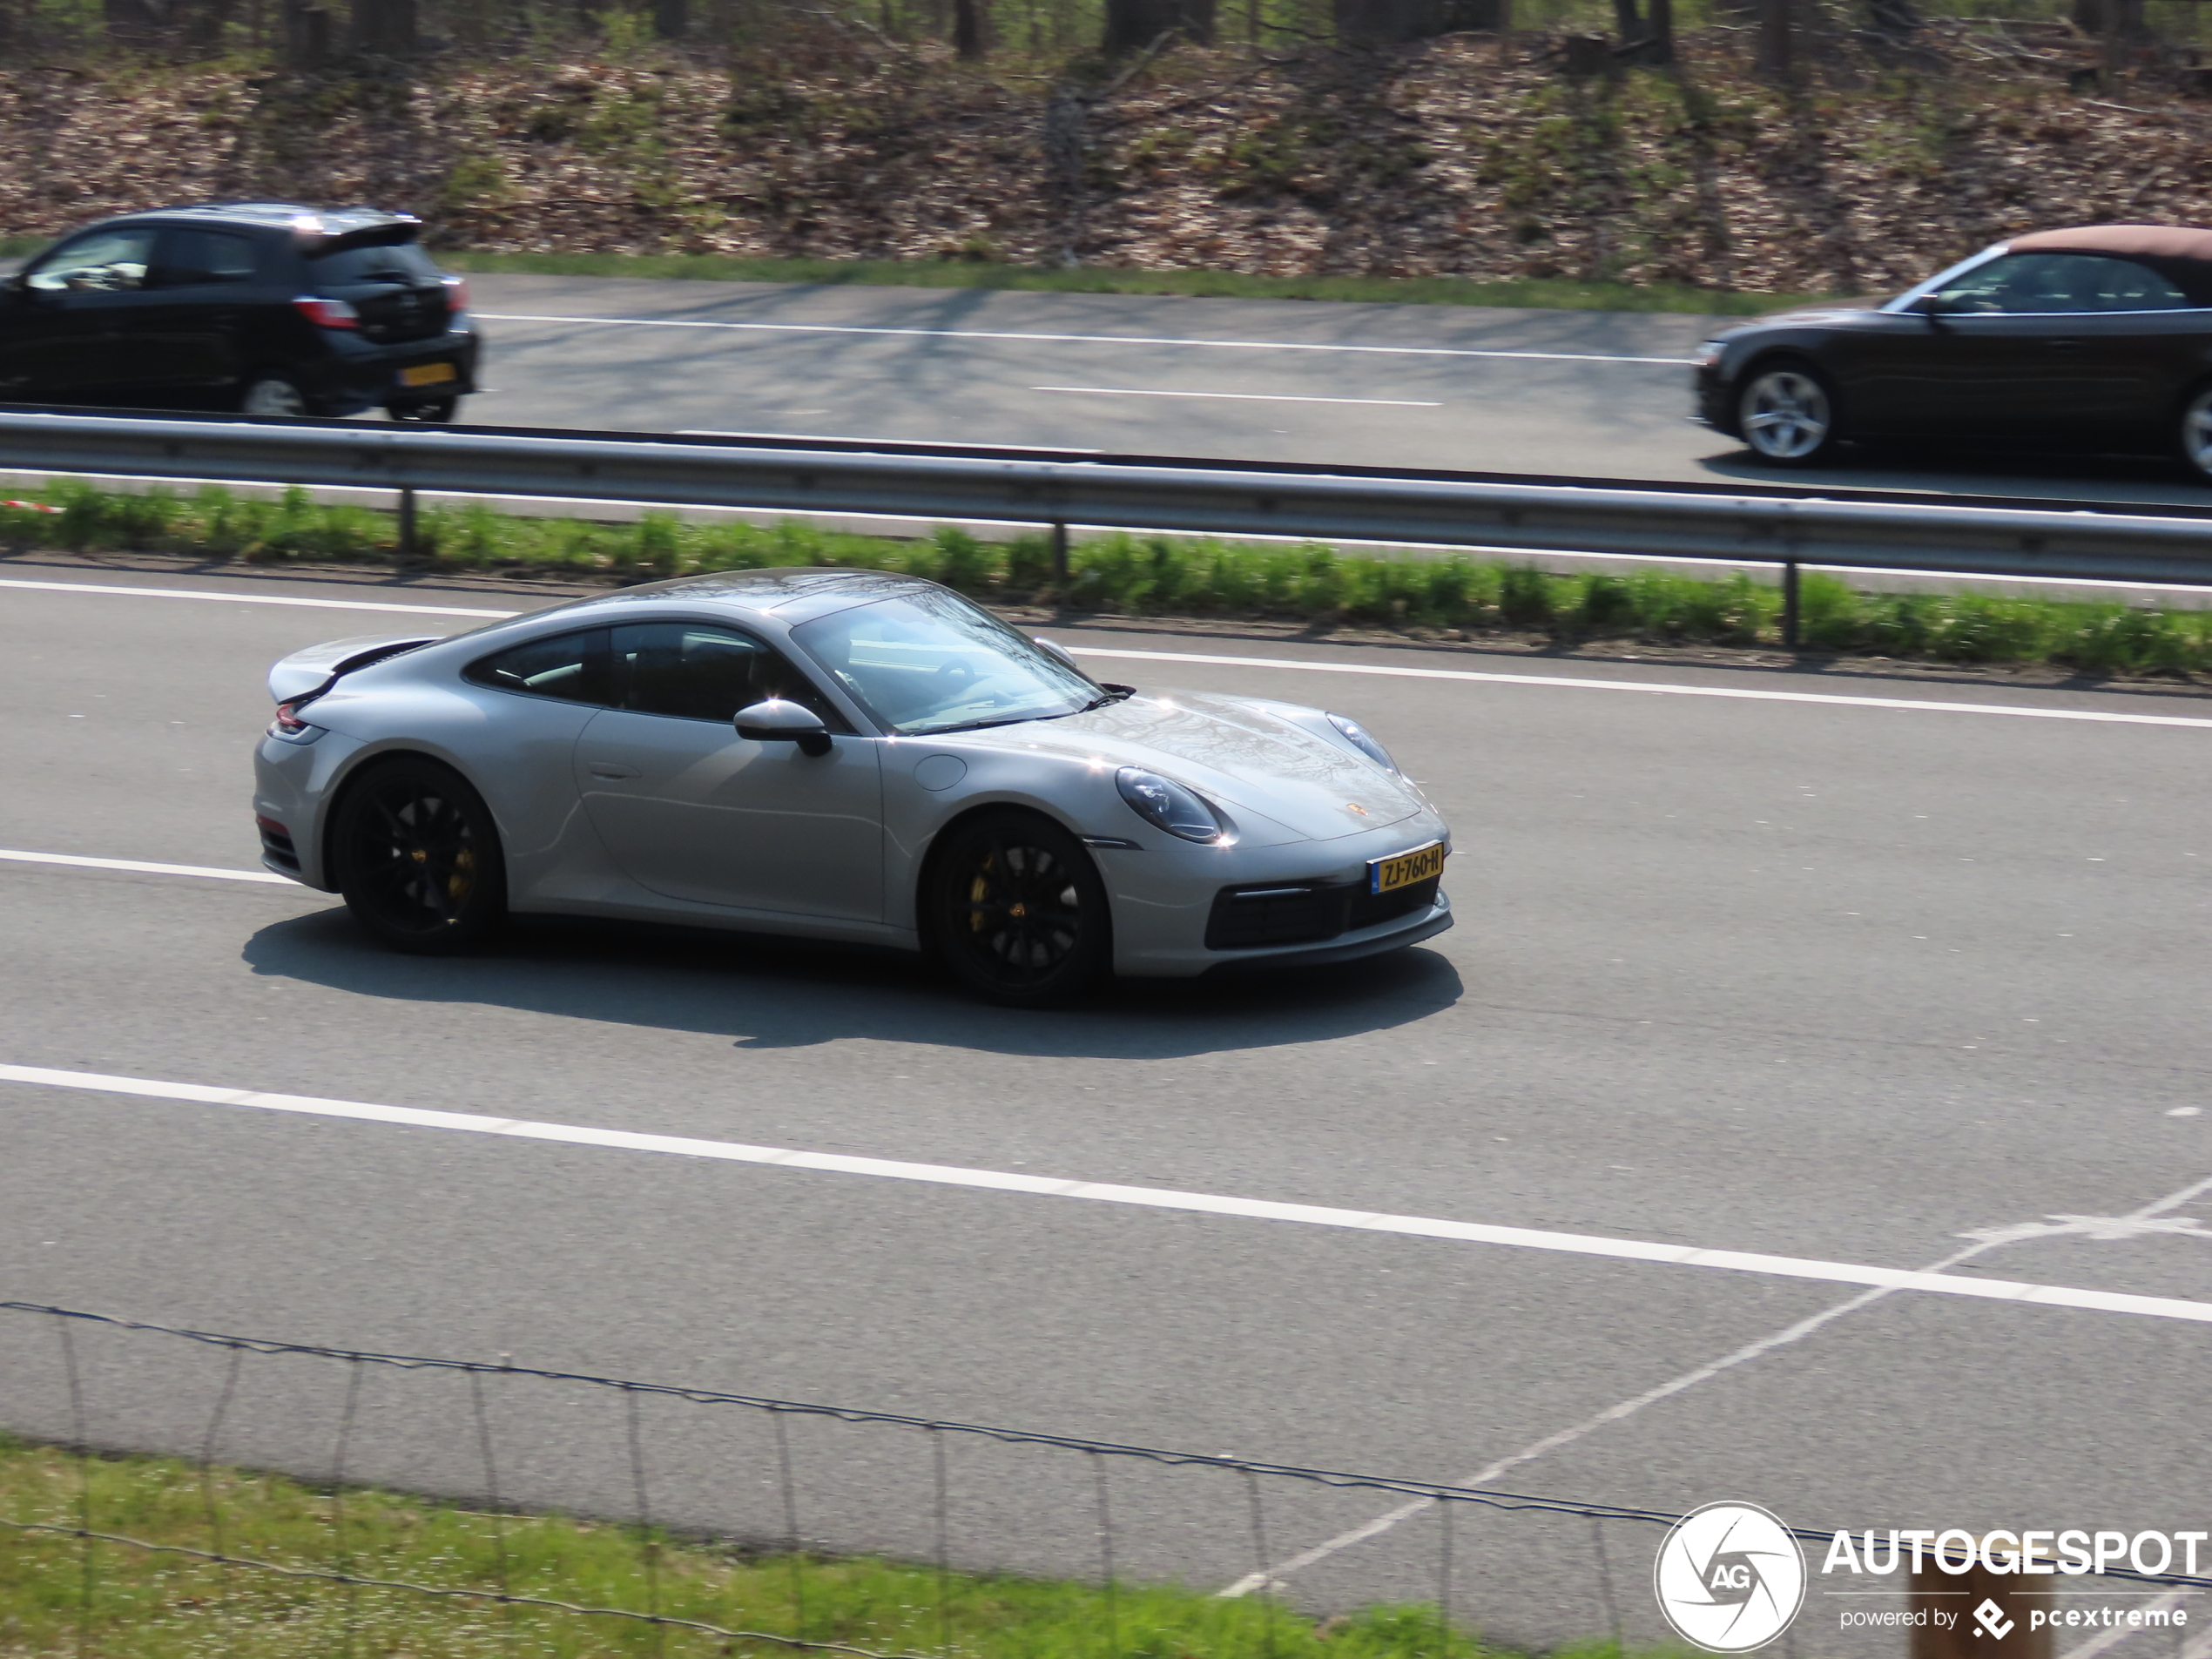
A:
[240, 373, 314, 419]
[924, 810, 1109, 1006]
[2177, 383, 2212, 482]
[1737, 363, 1840, 465]
[331, 758, 506, 954]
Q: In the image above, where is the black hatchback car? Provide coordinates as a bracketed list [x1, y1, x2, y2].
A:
[0, 201, 481, 421]
[1696, 224, 2212, 481]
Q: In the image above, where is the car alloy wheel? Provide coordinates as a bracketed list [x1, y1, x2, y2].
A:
[241, 374, 311, 419]
[2179, 386, 2212, 482]
[334, 759, 506, 954]
[928, 811, 1109, 1005]
[1738, 366, 1836, 463]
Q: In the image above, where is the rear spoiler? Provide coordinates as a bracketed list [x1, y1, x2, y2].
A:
[299, 214, 423, 257]
[268, 633, 441, 705]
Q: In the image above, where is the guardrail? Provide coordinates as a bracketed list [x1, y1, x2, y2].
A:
[4, 408, 2212, 646]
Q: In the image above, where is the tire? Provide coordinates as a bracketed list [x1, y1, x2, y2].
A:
[923, 810, 1110, 1006]
[331, 758, 506, 954]
[388, 397, 460, 424]
[240, 373, 313, 419]
[2177, 383, 2212, 482]
[1737, 362, 1840, 465]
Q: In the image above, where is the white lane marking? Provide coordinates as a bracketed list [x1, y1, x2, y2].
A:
[0, 849, 294, 886]
[1031, 386, 1443, 408]
[1072, 646, 2212, 731]
[3, 1062, 2209, 1329]
[0, 578, 513, 618]
[1219, 1169, 2212, 1598]
[14, 575, 2211, 731]
[475, 311, 1694, 367]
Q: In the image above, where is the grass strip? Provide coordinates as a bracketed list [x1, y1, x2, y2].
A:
[7, 479, 2211, 678]
[435, 248, 1830, 317]
[0, 1431, 1561, 1657]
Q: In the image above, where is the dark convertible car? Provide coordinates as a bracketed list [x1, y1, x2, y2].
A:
[1696, 224, 2212, 480]
[0, 201, 480, 421]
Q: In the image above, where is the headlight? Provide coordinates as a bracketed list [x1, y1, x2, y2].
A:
[1326, 711, 1398, 773]
[1694, 341, 1725, 368]
[1116, 766, 1227, 843]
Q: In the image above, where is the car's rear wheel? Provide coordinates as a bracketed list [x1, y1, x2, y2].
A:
[388, 397, 460, 423]
[1737, 363, 1840, 465]
[2177, 384, 2212, 482]
[925, 810, 1109, 1006]
[332, 758, 506, 954]
[240, 374, 314, 419]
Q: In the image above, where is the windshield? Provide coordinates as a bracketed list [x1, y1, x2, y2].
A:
[791, 588, 1099, 736]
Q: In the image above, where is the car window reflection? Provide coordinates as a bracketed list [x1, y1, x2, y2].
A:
[25, 228, 158, 294]
[1935, 253, 2192, 314]
[792, 590, 1096, 736]
[610, 622, 852, 730]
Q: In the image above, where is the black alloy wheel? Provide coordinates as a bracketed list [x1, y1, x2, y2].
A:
[927, 811, 1110, 1006]
[332, 759, 506, 954]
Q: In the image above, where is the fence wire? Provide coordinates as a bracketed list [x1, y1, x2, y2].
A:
[3, 1299, 2205, 1657]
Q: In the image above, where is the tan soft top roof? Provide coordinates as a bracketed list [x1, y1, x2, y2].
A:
[2008, 224, 2212, 262]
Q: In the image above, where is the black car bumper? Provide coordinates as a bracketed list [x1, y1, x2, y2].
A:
[310, 326, 482, 415]
[1695, 362, 1737, 436]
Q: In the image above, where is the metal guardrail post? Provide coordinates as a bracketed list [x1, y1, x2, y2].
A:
[397, 487, 418, 560]
[1051, 520, 1070, 585]
[1781, 559, 1801, 651]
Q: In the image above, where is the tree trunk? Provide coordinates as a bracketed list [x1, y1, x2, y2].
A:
[1643, 0, 1673, 63]
[104, 0, 165, 42]
[653, 0, 687, 36]
[351, 0, 416, 52]
[1756, 0, 1791, 78]
[954, 0, 982, 57]
[1334, 0, 1443, 46]
[281, 0, 330, 66]
[1100, 0, 1211, 52]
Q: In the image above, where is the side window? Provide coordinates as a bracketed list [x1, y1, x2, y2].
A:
[24, 227, 158, 294]
[611, 623, 852, 729]
[154, 228, 260, 289]
[1936, 253, 2191, 314]
[464, 628, 612, 705]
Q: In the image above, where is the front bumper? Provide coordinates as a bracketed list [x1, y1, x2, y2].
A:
[1103, 813, 1454, 978]
[1695, 361, 1737, 435]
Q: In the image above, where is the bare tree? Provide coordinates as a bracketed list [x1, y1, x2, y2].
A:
[352, 0, 416, 51]
[1756, 0, 1791, 78]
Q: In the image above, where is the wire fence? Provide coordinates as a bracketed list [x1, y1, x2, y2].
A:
[3, 1300, 2206, 1656]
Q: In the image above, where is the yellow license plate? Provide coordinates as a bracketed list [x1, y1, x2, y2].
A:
[401, 362, 456, 388]
[1369, 840, 1446, 895]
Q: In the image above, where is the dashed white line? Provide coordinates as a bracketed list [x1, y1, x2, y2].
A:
[474, 311, 1694, 367]
[1032, 386, 1444, 408]
[3, 1062, 2208, 1328]
[0, 849, 293, 886]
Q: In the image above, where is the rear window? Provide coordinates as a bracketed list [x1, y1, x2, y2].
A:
[310, 242, 442, 287]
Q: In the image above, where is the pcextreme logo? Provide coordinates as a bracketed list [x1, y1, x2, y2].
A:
[1654, 1501, 1809, 1653]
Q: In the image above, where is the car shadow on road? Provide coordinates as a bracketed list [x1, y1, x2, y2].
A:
[239, 907, 1461, 1061]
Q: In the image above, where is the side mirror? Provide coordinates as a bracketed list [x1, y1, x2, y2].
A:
[1034, 637, 1079, 670]
[1905, 293, 1951, 320]
[735, 698, 833, 757]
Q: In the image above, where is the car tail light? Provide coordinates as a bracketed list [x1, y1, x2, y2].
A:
[442, 275, 469, 311]
[292, 296, 359, 330]
[272, 702, 310, 734]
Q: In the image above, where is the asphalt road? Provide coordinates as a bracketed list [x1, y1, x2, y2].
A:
[459, 273, 2212, 509]
[2, 560, 2209, 1650]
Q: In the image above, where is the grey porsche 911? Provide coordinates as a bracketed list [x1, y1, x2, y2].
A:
[252, 569, 1453, 1005]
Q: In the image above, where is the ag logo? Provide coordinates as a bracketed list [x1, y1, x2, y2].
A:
[1653, 1501, 1807, 1653]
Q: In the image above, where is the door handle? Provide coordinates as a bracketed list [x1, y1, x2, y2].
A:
[587, 762, 639, 780]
